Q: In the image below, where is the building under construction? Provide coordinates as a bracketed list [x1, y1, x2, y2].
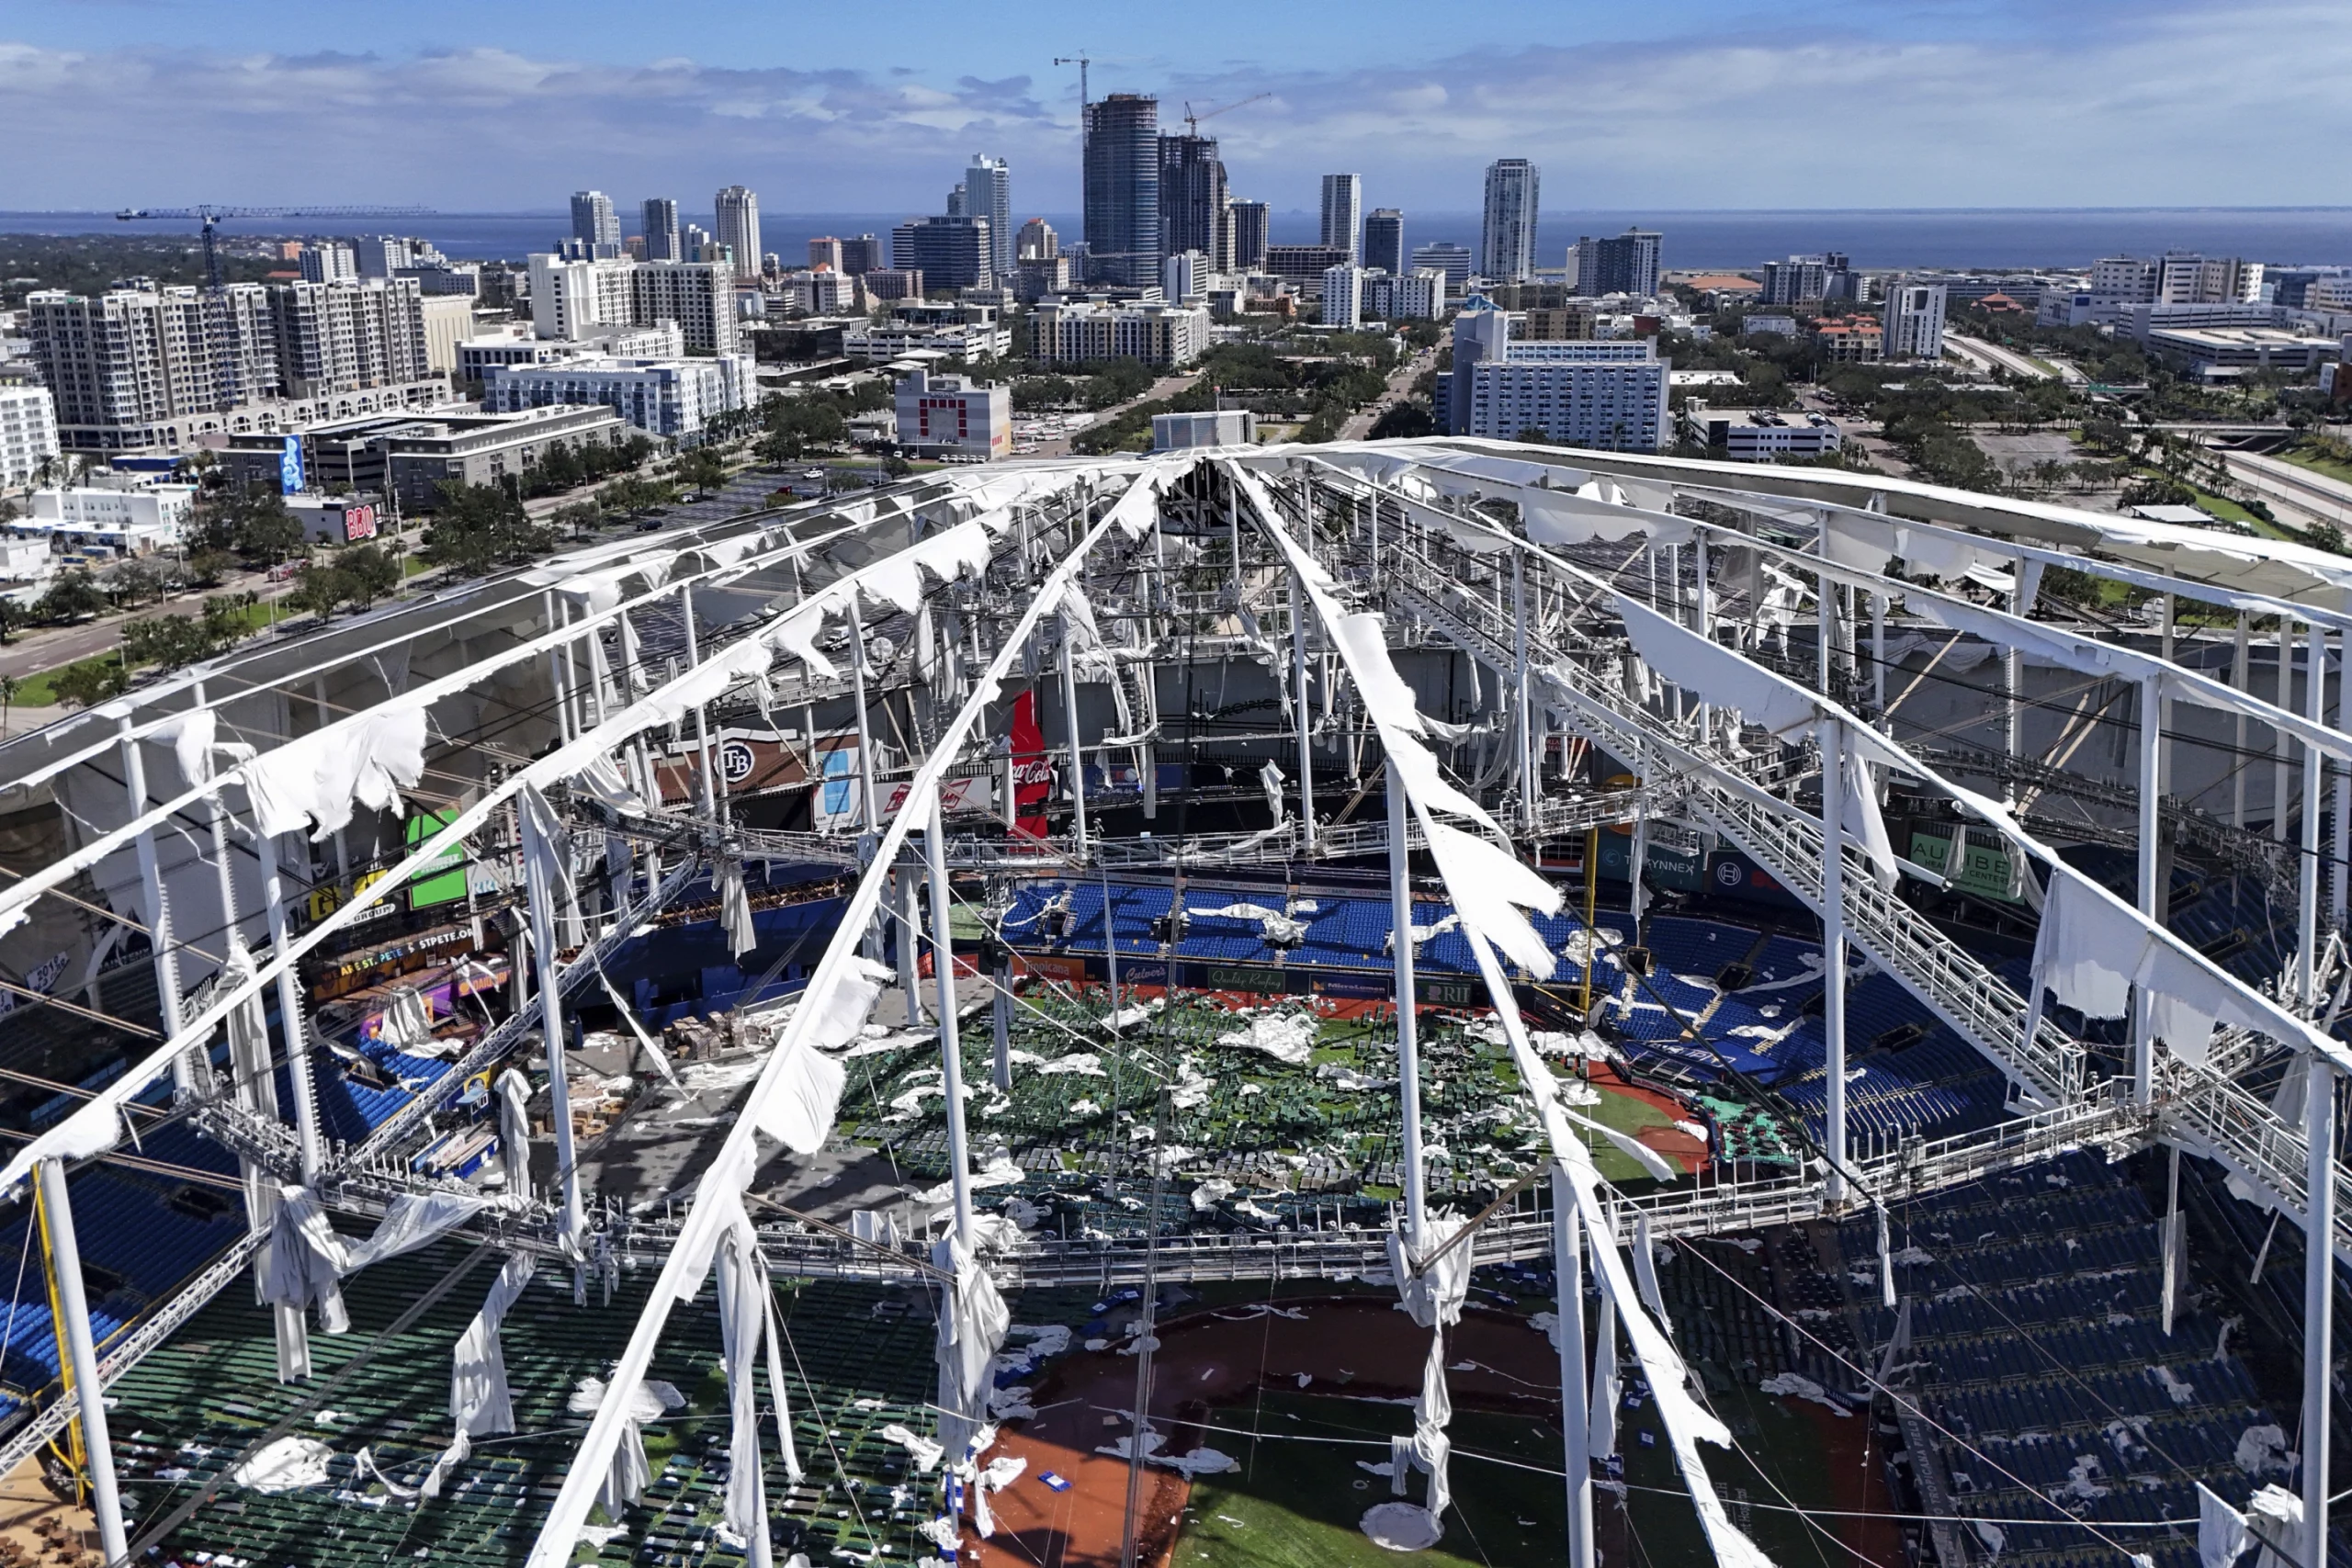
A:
[0, 439, 2342, 1568]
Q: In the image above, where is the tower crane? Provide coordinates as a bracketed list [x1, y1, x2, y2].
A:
[1053, 53, 1091, 109]
[1182, 93, 1270, 137]
[115, 205, 434, 288]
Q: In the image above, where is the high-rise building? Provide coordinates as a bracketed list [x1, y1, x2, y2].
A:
[1321, 265, 1363, 328]
[966, 156, 1014, 277]
[26, 280, 441, 450]
[1883, 279, 1948, 360]
[1162, 251, 1210, 304]
[2155, 253, 2264, 305]
[840, 235, 886, 275]
[1158, 135, 1228, 271]
[1364, 209, 1406, 280]
[353, 237, 416, 279]
[571, 191, 621, 257]
[530, 254, 739, 355]
[299, 243, 357, 284]
[1320, 175, 1363, 264]
[892, 216, 993, 290]
[1572, 228, 1663, 299]
[1082, 93, 1161, 287]
[1363, 270, 1445, 321]
[1759, 253, 1854, 306]
[270, 278, 430, 397]
[642, 198, 681, 262]
[808, 236, 843, 272]
[714, 186, 763, 282]
[1229, 201, 1271, 272]
[1481, 159, 1541, 283]
[1411, 243, 1473, 299]
[2089, 256, 2161, 306]
[1016, 219, 1059, 261]
[682, 224, 713, 263]
[632, 262, 741, 355]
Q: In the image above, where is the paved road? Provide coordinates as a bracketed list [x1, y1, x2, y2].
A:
[0, 561, 310, 682]
[1340, 345, 1438, 441]
[1945, 333, 2056, 382]
[2215, 446, 2352, 529]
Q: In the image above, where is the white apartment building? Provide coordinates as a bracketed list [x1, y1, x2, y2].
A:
[1363, 270, 1444, 321]
[26, 283, 441, 453]
[1453, 327, 1668, 450]
[529, 254, 636, 341]
[483, 352, 752, 440]
[269, 278, 431, 396]
[1026, 301, 1211, 367]
[528, 254, 740, 355]
[299, 243, 358, 283]
[24, 484, 195, 553]
[1320, 265, 1363, 328]
[0, 387, 59, 487]
[1883, 280, 1948, 360]
[893, 367, 1009, 460]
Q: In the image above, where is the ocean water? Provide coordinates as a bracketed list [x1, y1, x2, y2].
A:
[8, 207, 2351, 271]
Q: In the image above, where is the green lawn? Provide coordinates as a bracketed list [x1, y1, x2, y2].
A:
[2279, 447, 2352, 487]
[1178, 1395, 1566, 1568]
[9, 649, 126, 705]
[1178, 1378, 1871, 1568]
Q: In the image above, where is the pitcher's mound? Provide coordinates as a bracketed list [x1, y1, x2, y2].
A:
[1360, 1501, 1445, 1551]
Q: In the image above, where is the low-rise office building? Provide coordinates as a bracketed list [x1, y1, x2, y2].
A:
[220, 404, 627, 511]
[21, 483, 195, 554]
[2145, 327, 2340, 380]
[1151, 409, 1257, 450]
[893, 367, 1008, 460]
[1683, 404, 1842, 461]
[842, 319, 1011, 362]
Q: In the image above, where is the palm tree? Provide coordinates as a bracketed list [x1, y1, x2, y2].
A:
[0, 674, 16, 738]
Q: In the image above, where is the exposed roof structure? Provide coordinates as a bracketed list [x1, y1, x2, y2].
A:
[0, 439, 2343, 1568]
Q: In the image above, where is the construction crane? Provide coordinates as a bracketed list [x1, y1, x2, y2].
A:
[115, 205, 434, 288]
[1182, 92, 1270, 137]
[1053, 52, 1091, 109]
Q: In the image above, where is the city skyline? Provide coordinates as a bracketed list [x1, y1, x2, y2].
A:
[4, 0, 2346, 211]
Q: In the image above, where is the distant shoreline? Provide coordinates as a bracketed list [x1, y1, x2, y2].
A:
[10, 206, 2350, 271]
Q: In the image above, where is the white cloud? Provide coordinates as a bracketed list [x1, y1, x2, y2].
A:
[2, 9, 2347, 211]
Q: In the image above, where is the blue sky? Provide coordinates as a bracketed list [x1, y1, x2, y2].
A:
[6, 0, 2347, 212]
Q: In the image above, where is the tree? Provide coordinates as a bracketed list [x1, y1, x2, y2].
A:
[677, 447, 728, 493]
[1368, 400, 1437, 441]
[0, 674, 15, 736]
[284, 560, 351, 621]
[338, 544, 401, 609]
[50, 659, 132, 709]
[235, 491, 307, 567]
[32, 571, 105, 625]
[422, 480, 551, 577]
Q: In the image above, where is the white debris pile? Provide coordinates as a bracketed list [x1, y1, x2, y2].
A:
[1759, 1372, 1849, 1416]
[1216, 1010, 1319, 1066]
[568, 1376, 685, 1420]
